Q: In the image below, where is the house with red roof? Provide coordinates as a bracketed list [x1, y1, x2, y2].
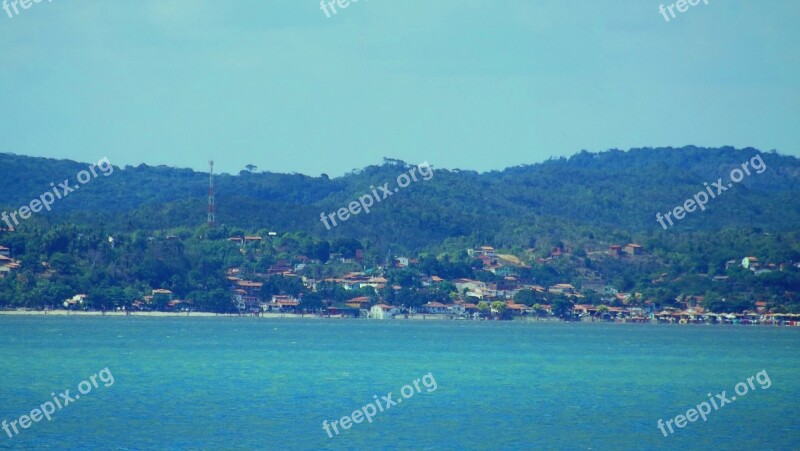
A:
[624, 244, 643, 255]
[262, 295, 299, 312]
[345, 296, 373, 309]
[504, 302, 530, 316]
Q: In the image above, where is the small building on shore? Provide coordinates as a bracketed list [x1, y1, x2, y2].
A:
[369, 304, 400, 319]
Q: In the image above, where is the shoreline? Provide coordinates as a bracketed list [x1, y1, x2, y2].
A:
[0, 310, 312, 318]
[0, 310, 445, 320]
[0, 310, 797, 326]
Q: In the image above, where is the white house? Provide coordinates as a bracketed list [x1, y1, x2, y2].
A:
[370, 304, 400, 319]
[360, 277, 388, 290]
[422, 302, 449, 314]
[264, 295, 299, 312]
[468, 246, 497, 258]
[447, 304, 466, 315]
[453, 279, 487, 294]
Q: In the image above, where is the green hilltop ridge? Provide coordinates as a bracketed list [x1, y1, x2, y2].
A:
[1, 146, 799, 242]
[0, 146, 799, 315]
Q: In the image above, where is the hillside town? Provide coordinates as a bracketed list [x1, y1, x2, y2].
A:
[5, 233, 789, 325]
[2, 225, 799, 325]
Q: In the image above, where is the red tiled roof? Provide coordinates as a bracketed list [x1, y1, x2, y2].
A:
[276, 300, 299, 306]
[347, 296, 372, 303]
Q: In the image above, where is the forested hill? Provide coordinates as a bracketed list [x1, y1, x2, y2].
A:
[1, 146, 799, 252]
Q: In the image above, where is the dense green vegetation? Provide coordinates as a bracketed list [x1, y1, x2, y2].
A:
[1, 147, 799, 313]
[2, 146, 799, 252]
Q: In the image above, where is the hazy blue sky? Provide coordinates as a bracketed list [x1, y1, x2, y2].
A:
[1, 0, 797, 176]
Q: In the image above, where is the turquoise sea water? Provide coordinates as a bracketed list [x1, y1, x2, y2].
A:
[0, 317, 798, 450]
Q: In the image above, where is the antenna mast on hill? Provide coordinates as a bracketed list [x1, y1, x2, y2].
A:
[208, 160, 216, 227]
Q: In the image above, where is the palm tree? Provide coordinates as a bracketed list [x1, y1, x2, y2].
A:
[477, 301, 490, 317]
[490, 301, 507, 317]
[597, 304, 609, 321]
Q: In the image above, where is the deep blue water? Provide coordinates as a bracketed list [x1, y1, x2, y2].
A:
[1, 316, 798, 450]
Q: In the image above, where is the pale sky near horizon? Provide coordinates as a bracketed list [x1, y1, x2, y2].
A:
[0, 0, 798, 176]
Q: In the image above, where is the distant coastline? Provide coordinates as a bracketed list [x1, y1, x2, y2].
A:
[0, 310, 444, 320]
[1, 309, 798, 326]
[0, 310, 306, 318]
